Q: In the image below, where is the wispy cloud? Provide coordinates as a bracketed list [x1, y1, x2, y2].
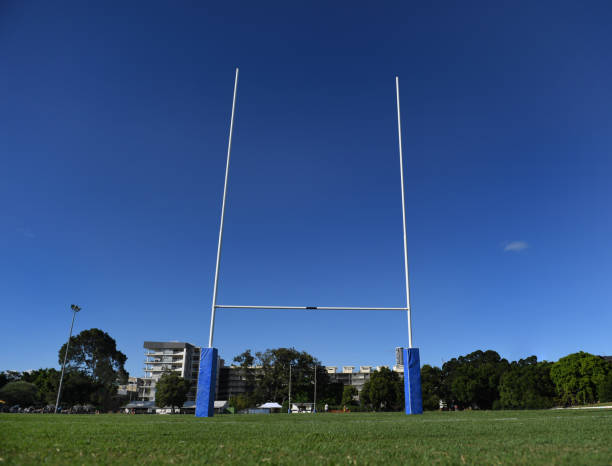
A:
[504, 241, 528, 252]
[16, 227, 36, 239]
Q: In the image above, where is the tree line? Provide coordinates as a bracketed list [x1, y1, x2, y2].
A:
[228, 348, 342, 411]
[229, 348, 406, 412]
[421, 350, 612, 410]
[229, 348, 612, 412]
[0, 328, 128, 411]
[3, 337, 610, 413]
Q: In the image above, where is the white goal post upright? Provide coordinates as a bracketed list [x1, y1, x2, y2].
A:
[208, 67, 239, 349]
[395, 76, 413, 349]
[395, 77, 422, 415]
[195, 68, 238, 418]
[196, 71, 423, 417]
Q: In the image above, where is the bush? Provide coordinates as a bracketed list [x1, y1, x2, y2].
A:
[0, 381, 39, 406]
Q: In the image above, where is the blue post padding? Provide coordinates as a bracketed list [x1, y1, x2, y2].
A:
[403, 348, 423, 415]
[195, 347, 218, 418]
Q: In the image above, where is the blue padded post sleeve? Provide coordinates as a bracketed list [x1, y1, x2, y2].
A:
[403, 347, 423, 415]
[195, 347, 218, 417]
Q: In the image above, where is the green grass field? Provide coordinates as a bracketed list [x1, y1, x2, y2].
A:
[1, 409, 611, 465]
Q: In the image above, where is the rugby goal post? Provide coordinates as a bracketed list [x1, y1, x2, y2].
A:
[195, 68, 423, 417]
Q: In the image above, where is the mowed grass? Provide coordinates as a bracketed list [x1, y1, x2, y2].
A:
[1, 410, 611, 465]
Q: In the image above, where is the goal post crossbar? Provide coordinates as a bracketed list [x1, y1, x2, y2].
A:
[215, 305, 409, 311]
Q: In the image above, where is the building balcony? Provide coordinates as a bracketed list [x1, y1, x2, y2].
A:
[145, 361, 184, 367]
[143, 367, 183, 372]
[145, 351, 184, 357]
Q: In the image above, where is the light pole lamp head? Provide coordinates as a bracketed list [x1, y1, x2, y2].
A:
[70, 304, 81, 312]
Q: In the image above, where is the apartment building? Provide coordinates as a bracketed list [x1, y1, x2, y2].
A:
[217, 364, 261, 400]
[139, 341, 201, 402]
[118, 376, 144, 400]
[395, 347, 404, 366]
[215, 361, 404, 400]
[325, 365, 403, 396]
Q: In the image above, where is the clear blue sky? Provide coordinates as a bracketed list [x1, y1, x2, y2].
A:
[1, 1, 611, 377]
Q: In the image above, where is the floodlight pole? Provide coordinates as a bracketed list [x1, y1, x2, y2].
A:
[288, 363, 292, 414]
[313, 363, 317, 413]
[55, 304, 81, 414]
[208, 67, 239, 348]
[396, 76, 413, 348]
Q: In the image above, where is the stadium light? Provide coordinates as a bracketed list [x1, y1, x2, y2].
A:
[55, 304, 81, 414]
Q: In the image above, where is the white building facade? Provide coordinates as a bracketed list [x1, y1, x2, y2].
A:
[325, 364, 404, 397]
[139, 341, 201, 402]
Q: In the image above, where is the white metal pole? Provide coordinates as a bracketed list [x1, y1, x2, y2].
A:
[288, 363, 292, 414]
[313, 363, 317, 413]
[208, 67, 239, 348]
[396, 76, 413, 348]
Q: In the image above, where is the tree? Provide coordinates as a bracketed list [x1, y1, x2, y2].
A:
[421, 364, 443, 410]
[232, 347, 331, 406]
[323, 381, 344, 406]
[360, 367, 403, 411]
[21, 368, 61, 405]
[440, 350, 509, 409]
[63, 371, 101, 406]
[19, 368, 101, 408]
[0, 371, 22, 390]
[58, 328, 128, 410]
[498, 357, 556, 409]
[360, 380, 371, 409]
[0, 372, 8, 389]
[233, 349, 256, 394]
[550, 352, 611, 405]
[342, 386, 358, 406]
[229, 394, 253, 412]
[155, 372, 191, 413]
[598, 371, 612, 403]
[0, 381, 39, 406]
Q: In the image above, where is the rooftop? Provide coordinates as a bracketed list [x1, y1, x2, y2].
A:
[144, 341, 197, 350]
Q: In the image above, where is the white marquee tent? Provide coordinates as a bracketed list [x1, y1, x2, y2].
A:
[258, 402, 282, 409]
